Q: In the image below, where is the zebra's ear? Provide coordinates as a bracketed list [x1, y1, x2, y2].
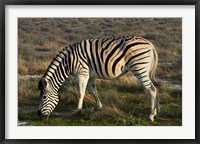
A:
[38, 78, 47, 90]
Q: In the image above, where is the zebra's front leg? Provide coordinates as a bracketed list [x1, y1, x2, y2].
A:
[88, 78, 102, 110]
[77, 74, 89, 111]
[64, 74, 89, 117]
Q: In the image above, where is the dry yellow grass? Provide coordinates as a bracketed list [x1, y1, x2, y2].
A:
[32, 60, 50, 74]
[18, 55, 29, 75]
[43, 41, 61, 50]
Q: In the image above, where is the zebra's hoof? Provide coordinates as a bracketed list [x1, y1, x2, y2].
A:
[149, 114, 154, 122]
[96, 104, 103, 110]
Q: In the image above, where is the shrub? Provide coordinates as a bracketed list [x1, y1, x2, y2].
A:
[33, 35, 48, 45]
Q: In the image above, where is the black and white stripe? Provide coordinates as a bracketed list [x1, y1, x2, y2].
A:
[38, 36, 159, 121]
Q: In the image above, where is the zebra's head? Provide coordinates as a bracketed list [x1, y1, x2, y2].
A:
[38, 77, 59, 120]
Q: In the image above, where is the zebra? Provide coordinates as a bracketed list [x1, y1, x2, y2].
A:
[38, 36, 159, 122]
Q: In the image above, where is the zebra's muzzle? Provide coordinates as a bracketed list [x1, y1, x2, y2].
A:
[38, 110, 49, 121]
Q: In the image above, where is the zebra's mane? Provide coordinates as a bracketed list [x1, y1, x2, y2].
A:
[38, 78, 47, 90]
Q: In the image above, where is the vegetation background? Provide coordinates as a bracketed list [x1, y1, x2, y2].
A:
[18, 18, 182, 126]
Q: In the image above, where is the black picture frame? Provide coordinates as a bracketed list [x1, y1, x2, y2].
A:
[1, 0, 199, 143]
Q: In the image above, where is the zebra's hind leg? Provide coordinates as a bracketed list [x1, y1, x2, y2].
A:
[88, 78, 102, 110]
[156, 89, 161, 114]
[131, 71, 158, 121]
[147, 85, 158, 121]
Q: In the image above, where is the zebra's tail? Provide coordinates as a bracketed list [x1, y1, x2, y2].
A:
[149, 44, 158, 86]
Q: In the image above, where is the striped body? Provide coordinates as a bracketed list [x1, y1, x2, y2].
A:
[38, 36, 159, 121]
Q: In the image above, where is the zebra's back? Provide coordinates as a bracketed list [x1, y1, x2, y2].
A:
[70, 36, 156, 79]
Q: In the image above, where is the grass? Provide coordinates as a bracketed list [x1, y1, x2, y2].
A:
[18, 18, 182, 126]
[18, 55, 29, 75]
[18, 75, 182, 126]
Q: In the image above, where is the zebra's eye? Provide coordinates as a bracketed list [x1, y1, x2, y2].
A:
[43, 96, 47, 99]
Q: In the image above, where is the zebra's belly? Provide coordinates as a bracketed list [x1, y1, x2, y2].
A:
[89, 68, 129, 79]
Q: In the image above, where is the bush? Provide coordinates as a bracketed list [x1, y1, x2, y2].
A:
[33, 35, 48, 45]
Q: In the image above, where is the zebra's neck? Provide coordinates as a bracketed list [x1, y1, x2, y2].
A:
[43, 48, 70, 91]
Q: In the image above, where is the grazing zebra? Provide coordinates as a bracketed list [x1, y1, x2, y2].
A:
[38, 36, 159, 121]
